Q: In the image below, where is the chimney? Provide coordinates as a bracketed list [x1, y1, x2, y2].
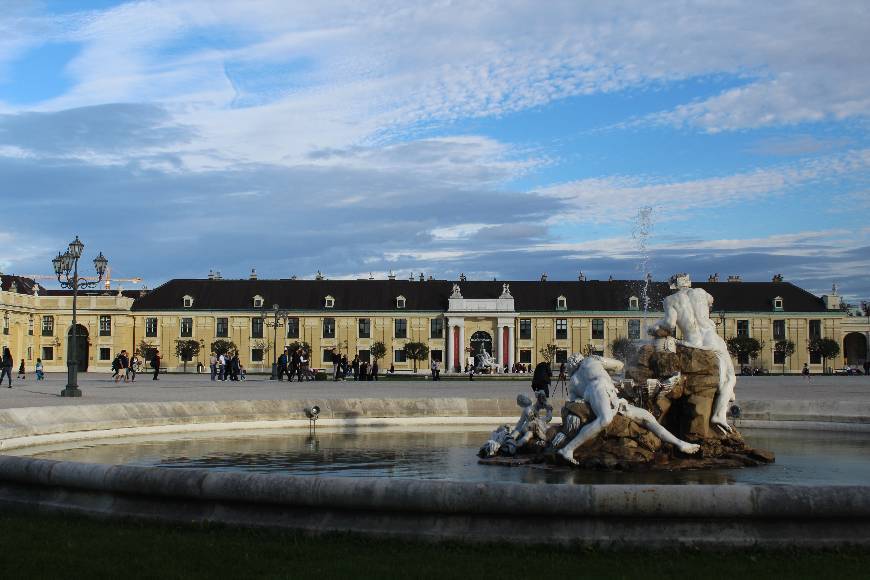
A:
[409, 273, 414, 281]
[772, 273, 784, 283]
[388, 270, 396, 281]
[708, 273, 719, 283]
[540, 273, 548, 282]
[291, 275, 297, 280]
[249, 268, 257, 280]
[823, 283, 841, 310]
[419, 272, 424, 282]
[727, 275, 741, 282]
[208, 269, 214, 280]
[215, 271, 222, 280]
[608, 275, 613, 282]
[427, 275, 434, 281]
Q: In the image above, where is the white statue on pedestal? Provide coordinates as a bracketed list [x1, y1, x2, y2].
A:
[510, 392, 553, 448]
[556, 354, 700, 464]
[649, 273, 737, 433]
[477, 349, 499, 372]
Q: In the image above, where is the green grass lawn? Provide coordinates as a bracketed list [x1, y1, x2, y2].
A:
[1, 510, 868, 579]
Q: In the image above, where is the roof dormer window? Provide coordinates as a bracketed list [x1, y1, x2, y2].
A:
[183, 295, 194, 308]
[396, 295, 406, 309]
[773, 296, 783, 311]
[556, 295, 567, 311]
[629, 296, 639, 311]
[253, 295, 264, 308]
[324, 295, 335, 308]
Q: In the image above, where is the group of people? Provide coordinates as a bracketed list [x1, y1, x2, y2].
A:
[111, 349, 161, 381]
[328, 349, 382, 381]
[208, 351, 247, 381]
[0, 349, 46, 386]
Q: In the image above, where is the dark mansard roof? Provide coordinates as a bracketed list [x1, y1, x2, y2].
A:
[130, 278, 827, 313]
[0, 275, 45, 295]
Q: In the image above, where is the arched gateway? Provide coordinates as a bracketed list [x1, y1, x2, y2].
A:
[843, 332, 867, 366]
[67, 324, 89, 372]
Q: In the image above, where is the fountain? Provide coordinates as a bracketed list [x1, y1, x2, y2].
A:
[479, 273, 775, 471]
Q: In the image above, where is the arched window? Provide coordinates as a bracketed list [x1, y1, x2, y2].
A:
[396, 295, 406, 309]
[183, 295, 194, 308]
[556, 295, 567, 310]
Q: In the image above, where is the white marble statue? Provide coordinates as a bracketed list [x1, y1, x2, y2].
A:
[510, 392, 553, 448]
[649, 273, 737, 433]
[478, 424, 513, 457]
[556, 354, 700, 464]
[477, 349, 500, 372]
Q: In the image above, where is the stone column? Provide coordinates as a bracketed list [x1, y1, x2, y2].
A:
[459, 324, 466, 371]
[445, 325, 453, 373]
[508, 325, 515, 368]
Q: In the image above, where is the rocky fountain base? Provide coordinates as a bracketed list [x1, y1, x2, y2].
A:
[480, 344, 774, 471]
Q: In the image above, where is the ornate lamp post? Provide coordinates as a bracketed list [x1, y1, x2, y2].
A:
[265, 303, 290, 379]
[52, 236, 108, 397]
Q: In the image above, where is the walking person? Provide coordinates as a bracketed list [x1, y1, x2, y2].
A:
[35, 358, 44, 380]
[802, 362, 811, 382]
[128, 352, 139, 382]
[0, 348, 11, 388]
[352, 355, 360, 381]
[209, 352, 217, 381]
[151, 349, 161, 380]
[289, 348, 300, 382]
[431, 359, 439, 381]
[372, 359, 379, 381]
[332, 348, 340, 381]
[864, 360, 870, 377]
[277, 350, 288, 381]
[17, 359, 26, 380]
[218, 353, 226, 380]
[115, 350, 129, 383]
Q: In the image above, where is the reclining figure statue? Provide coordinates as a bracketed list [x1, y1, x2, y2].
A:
[478, 392, 554, 457]
[556, 354, 700, 464]
[649, 273, 737, 433]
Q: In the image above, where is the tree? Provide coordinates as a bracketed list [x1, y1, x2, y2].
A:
[404, 341, 430, 372]
[808, 337, 840, 374]
[210, 339, 238, 358]
[370, 341, 387, 363]
[539, 343, 557, 365]
[286, 341, 311, 355]
[610, 337, 638, 364]
[250, 339, 269, 365]
[774, 339, 796, 374]
[726, 336, 762, 365]
[138, 339, 157, 362]
[174, 339, 200, 372]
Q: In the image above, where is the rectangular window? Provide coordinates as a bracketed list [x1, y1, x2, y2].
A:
[180, 317, 193, 337]
[358, 349, 370, 363]
[323, 349, 334, 363]
[555, 349, 568, 363]
[519, 349, 532, 363]
[251, 348, 264, 362]
[216, 317, 228, 337]
[358, 318, 371, 339]
[430, 318, 444, 339]
[591, 318, 604, 340]
[42, 316, 54, 336]
[555, 319, 568, 340]
[251, 317, 264, 339]
[286, 317, 299, 339]
[145, 317, 158, 338]
[773, 320, 786, 340]
[394, 349, 407, 363]
[99, 315, 111, 337]
[395, 318, 407, 339]
[519, 319, 532, 340]
[737, 320, 749, 337]
[99, 347, 111, 361]
[809, 319, 821, 339]
[628, 319, 641, 340]
[28, 317, 33, 336]
[42, 346, 54, 360]
[323, 317, 335, 339]
[27, 346, 32, 360]
[774, 350, 785, 365]
[430, 349, 443, 363]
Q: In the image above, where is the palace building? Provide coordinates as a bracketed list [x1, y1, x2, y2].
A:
[1, 273, 868, 374]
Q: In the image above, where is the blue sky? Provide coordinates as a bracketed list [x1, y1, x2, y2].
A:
[0, 1, 868, 301]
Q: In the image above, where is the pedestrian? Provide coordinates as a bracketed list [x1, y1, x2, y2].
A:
[352, 355, 360, 381]
[359, 360, 368, 381]
[128, 352, 139, 382]
[290, 348, 300, 382]
[277, 350, 288, 381]
[218, 353, 226, 380]
[35, 358, 44, 380]
[240, 363, 247, 381]
[372, 359, 379, 381]
[209, 352, 217, 381]
[531, 362, 552, 398]
[197, 360, 204, 374]
[332, 348, 340, 381]
[17, 358, 26, 380]
[1, 348, 11, 388]
[802, 363, 811, 381]
[431, 359, 439, 381]
[115, 350, 129, 383]
[864, 360, 870, 376]
[111, 353, 120, 380]
[151, 349, 161, 380]
[231, 352, 240, 381]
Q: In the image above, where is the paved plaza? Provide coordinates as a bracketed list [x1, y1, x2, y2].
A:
[0, 372, 867, 409]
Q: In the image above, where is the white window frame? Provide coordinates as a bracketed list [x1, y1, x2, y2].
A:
[629, 296, 639, 310]
[556, 295, 567, 310]
[773, 296, 783, 311]
[183, 295, 194, 308]
[253, 295, 264, 308]
[324, 295, 335, 308]
[396, 295, 406, 309]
